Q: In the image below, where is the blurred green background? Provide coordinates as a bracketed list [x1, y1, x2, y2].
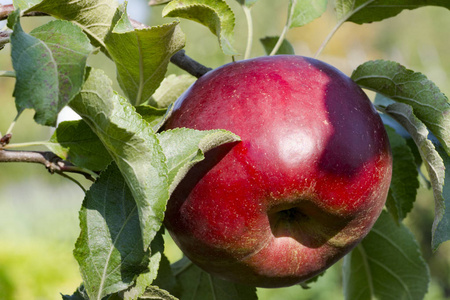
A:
[0, 1, 449, 299]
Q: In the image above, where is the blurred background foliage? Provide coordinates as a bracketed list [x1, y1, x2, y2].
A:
[0, 0, 449, 299]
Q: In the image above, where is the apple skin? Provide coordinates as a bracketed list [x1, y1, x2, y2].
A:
[163, 55, 392, 288]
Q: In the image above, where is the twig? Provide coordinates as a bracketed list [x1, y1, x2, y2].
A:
[0, 149, 98, 182]
[0, 4, 48, 20]
[270, 0, 296, 56]
[242, 5, 253, 60]
[0, 4, 212, 78]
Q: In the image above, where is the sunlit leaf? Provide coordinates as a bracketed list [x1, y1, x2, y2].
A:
[157, 128, 240, 194]
[12, 0, 41, 10]
[105, 5, 185, 106]
[162, 0, 238, 55]
[289, 0, 327, 28]
[69, 68, 169, 248]
[149, 74, 196, 108]
[343, 211, 430, 300]
[28, 0, 120, 50]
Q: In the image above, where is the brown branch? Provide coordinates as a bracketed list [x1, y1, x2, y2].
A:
[0, 4, 212, 77]
[0, 4, 48, 20]
[0, 149, 97, 181]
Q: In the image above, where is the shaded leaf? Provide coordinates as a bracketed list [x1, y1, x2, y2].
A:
[28, 0, 120, 50]
[48, 120, 111, 171]
[74, 163, 150, 300]
[385, 103, 447, 250]
[384, 125, 419, 222]
[260, 36, 295, 55]
[10, 13, 92, 126]
[149, 74, 196, 108]
[69, 68, 169, 248]
[139, 286, 178, 300]
[61, 285, 89, 300]
[105, 5, 185, 106]
[157, 128, 240, 194]
[135, 105, 168, 132]
[352, 60, 450, 156]
[162, 0, 238, 55]
[171, 257, 257, 300]
[299, 271, 325, 289]
[123, 231, 167, 300]
[430, 135, 450, 252]
[289, 0, 327, 28]
[336, 0, 450, 24]
[343, 210, 430, 300]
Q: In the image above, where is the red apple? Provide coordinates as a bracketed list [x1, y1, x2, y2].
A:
[163, 55, 392, 288]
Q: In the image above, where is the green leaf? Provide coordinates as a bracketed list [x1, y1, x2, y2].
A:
[135, 105, 169, 132]
[157, 128, 240, 194]
[335, 0, 450, 24]
[385, 103, 447, 250]
[149, 74, 196, 108]
[123, 231, 167, 300]
[343, 210, 430, 300]
[74, 163, 150, 300]
[12, 0, 41, 10]
[260, 36, 295, 55]
[171, 257, 257, 300]
[138, 286, 178, 300]
[149, 0, 171, 5]
[289, 0, 328, 28]
[299, 271, 325, 289]
[69, 68, 169, 248]
[433, 136, 450, 253]
[352, 60, 450, 156]
[384, 125, 419, 222]
[61, 285, 89, 300]
[48, 120, 112, 171]
[9, 13, 92, 126]
[28, 0, 120, 50]
[162, 0, 238, 55]
[105, 5, 185, 106]
[235, 0, 259, 7]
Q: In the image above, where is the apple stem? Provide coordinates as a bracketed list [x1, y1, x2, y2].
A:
[270, 0, 296, 56]
[314, 2, 373, 58]
[269, 25, 289, 56]
[5, 111, 21, 136]
[242, 5, 254, 60]
[314, 19, 345, 59]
